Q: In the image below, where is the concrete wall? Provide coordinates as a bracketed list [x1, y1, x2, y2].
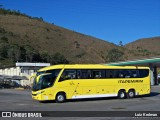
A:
[0, 63, 50, 86]
[0, 67, 36, 86]
[0, 67, 38, 77]
[0, 67, 21, 76]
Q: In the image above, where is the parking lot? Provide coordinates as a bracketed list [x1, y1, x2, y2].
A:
[0, 86, 160, 119]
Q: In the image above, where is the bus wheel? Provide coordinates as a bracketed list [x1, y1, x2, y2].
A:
[127, 89, 135, 98]
[118, 90, 126, 99]
[56, 93, 66, 103]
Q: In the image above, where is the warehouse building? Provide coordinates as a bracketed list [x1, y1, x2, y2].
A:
[0, 62, 50, 87]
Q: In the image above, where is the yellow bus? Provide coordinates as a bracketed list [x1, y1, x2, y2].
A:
[31, 64, 150, 103]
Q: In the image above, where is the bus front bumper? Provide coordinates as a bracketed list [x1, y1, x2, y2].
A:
[32, 91, 44, 101]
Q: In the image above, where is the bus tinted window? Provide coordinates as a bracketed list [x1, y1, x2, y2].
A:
[59, 69, 149, 81]
[41, 74, 54, 89]
[106, 69, 149, 78]
[106, 70, 113, 78]
[92, 70, 105, 78]
[131, 70, 139, 78]
[59, 70, 76, 81]
[77, 69, 105, 79]
[79, 70, 92, 79]
[139, 69, 149, 78]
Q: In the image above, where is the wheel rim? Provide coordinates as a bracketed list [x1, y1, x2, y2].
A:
[129, 91, 134, 97]
[57, 95, 64, 102]
[120, 92, 125, 98]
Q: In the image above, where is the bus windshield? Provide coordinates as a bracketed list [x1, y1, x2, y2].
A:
[32, 69, 61, 91]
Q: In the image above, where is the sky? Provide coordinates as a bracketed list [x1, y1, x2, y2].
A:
[0, 0, 160, 45]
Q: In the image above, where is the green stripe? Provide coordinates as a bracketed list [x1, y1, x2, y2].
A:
[106, 57, 160, 66]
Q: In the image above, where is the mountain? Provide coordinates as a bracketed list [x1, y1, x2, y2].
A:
[0, 8, 119, 66]
[125, 37, 160, 60]
[0, 8, 159, 66]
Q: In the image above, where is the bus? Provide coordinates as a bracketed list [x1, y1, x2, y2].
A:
[31, 64, 150, 103]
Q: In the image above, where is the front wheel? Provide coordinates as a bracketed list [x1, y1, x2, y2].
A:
[118, 90, 126, 99]
[56, 93, 66, 103]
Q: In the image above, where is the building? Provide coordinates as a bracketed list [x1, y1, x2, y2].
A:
[0, 62, 50, 87]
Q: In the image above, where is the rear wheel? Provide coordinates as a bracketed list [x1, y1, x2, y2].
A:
[118, 90, 126, 99]
[127, 89, 135, 98]
[56, 93, 66, 103]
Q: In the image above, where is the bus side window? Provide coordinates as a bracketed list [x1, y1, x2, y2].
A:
[93, 70, 101, 78]
[124, 70, 131, 78]
[131, 70, 139, 78]
[77, 70, 81, 79]
[92, 70, 105, 78]
[79, 70, 92, 79]
[106, 70, 113, 78]
[87, 70, 92, 78]
[117, 70, 124, 78]
[80, 70, 87, 79]
[59, 70, 76, 82]
[139, 69, 149, 78]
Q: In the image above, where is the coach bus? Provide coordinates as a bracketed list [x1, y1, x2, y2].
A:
[31, 64, 150, 103]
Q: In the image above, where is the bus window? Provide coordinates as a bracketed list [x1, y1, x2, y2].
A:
[131, 70, 139, 78]
[59, 70, 76, 81]
[117, 70, 124, 78]
[32, 69, 61, 91]
[124, 70, 131, 78]
[92, 70, 105, 78]
[41, 74, 54, 89]
[81, 70, 92, 79]
[77, 70, 81, 79]
[77, 70, 92, 79]
[139, 69, 149, 78]
[106, 70, 114, 78]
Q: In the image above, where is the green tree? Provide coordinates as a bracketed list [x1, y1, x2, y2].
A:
[40, 51, 50, 62]
[24, 45, 36, 62]
[0, 36, 8, 43]
[106, 48, 124, 62]
[7, 47, 14, 60]
[0, 43, 9, 59]
[7, 44, 21, 61]
[13, 45, 21, 61]
[118, 41, 123, 46]
[49, 52, 69, 65]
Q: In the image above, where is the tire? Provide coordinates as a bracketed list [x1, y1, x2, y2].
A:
[118, 90, 126, 99]
[56, 93, 66, 103]
[127, 90, 135, 98]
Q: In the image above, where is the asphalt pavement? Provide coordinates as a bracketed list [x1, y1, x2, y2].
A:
[0, 86, 160, 120]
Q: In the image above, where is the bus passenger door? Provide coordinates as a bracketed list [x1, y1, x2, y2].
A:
[68, 80, 82, 98]
[60, 69, 82, 99]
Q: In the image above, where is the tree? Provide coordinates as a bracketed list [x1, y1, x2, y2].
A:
[106, 48, 124, 62]
[40, 51, 50, 62]
[0, 43, 8, 59]
[24, 45, 36, 62]
[7, 47, 14, 60]
[118, 41, 123, 46]
[13, 45, 21, 61]
[49, 52, 69, 65]
[7, 44, 21, 61]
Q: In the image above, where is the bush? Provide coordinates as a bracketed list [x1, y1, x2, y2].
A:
[106, 48, 124, 62]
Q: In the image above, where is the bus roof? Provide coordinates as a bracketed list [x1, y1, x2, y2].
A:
[38, 64, 150, 72]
